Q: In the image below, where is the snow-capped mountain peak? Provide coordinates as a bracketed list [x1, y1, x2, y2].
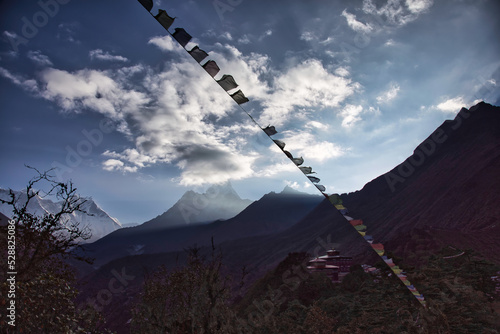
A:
[0, 188, 121, 242]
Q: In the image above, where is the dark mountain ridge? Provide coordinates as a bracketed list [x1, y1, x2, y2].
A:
[78, 186, 323, 268]
[76, 102, 500, 333]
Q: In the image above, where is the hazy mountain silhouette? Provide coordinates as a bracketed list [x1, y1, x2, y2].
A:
[78, 185, 323, 268]
[139, 182, 253, 230]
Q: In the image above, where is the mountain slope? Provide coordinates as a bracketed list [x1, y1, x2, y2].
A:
[140, 182, 252, 229]
[267, 101, 500, 265]
[76, 102, 500, 333]
[0, 188, 122, 242]
[79, 186, 323, 268]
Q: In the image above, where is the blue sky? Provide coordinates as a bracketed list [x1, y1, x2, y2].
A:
[1, 0, 499, 224]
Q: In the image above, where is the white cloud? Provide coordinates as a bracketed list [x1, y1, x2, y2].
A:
[258, 30, 273, 41]
[27, 50, 53, 66]
[221, 32, 233, 40]
[281, 131, 345, 163]
[435, 96, 466, 113]
[0, 67, 39, 92]
[376, 82, 400, 104]
[335, 67, 350, 77]
[284, 180, 300, 189]
[89, 49, 128, 62]
[102, 159, 125, 171]
[39, 67, 149, 123]
[339, 104, 364, 128]
[300, 31, 315, 42]
[1, 42, 356, 186]
[384, 39, 396, 46]
[405, 0, 433, 14]
[148, 35, 180, 52]
[362, 0, 433, 27]
[237, 35, 251, 44]
[342, 9, 373, 33]
[258, 59, 360, 126]
[306, 121, 329, 130]
[254, 162, 296, 178]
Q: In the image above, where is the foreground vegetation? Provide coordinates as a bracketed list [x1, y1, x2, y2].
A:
[131, 249, 500, 334]
[1, 169, 499, 333]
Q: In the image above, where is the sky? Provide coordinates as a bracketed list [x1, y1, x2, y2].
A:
[0, 0, 499, 225]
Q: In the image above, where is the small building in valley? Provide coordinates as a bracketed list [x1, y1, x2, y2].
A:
[306, 249, 353, 282]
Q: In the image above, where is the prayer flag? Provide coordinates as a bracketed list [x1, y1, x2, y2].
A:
[217, 74, 239, 91]
[188, 46, 208, 63]
[138, 0, 153, 12]
[308, 176, 320, 183]
[292, 157, 304, 166]
[155, 9, 175, 31]
[203, 60, 220, 77]
[263, 125, 277, 136]
[299, 166, 314, 174]
[172, 28, 191, 47]
[231, 90, 249, 104]
[315, 184, 326, 192]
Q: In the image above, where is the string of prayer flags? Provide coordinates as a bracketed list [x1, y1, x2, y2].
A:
[273, 140, 286, 150]
[308, 176, 321, 183]
[139, 0, 153, 12]
[327, 192, 426, 307]
[217, 74, 239, 91]
[263, 125, 278, 136]
[135, 1, 426, 308]
[230, 90, 249, 104]
[299, 166, 314, 174]
[188, 46, 209, 63]
[155, 9, 175, 31]
[203, 60, 220, 77]
[172, 28, 191, 47]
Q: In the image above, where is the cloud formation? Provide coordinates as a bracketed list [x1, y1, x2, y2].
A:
[342, 9, 373, 33]
[0, 38, 357, 186]
[376, 82, 400, 104]
[258, 59, 360, 126]
[435, 96, 466, 113]
[27, 50, 53, 66]
[89, 49, 129, 62]
[362, 0, 434, 27]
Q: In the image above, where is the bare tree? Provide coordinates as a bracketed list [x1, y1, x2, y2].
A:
[0, 166, 92, 281]
[0, 166, 105, 333]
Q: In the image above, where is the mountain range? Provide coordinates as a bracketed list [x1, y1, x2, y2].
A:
[73, 101, 499, 333]
[79, 184, 323, 267]
[139, 182, 253, 229]
[0, 188, 122, 242]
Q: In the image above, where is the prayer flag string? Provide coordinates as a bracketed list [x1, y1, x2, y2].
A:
[136, 2, 426, 307]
